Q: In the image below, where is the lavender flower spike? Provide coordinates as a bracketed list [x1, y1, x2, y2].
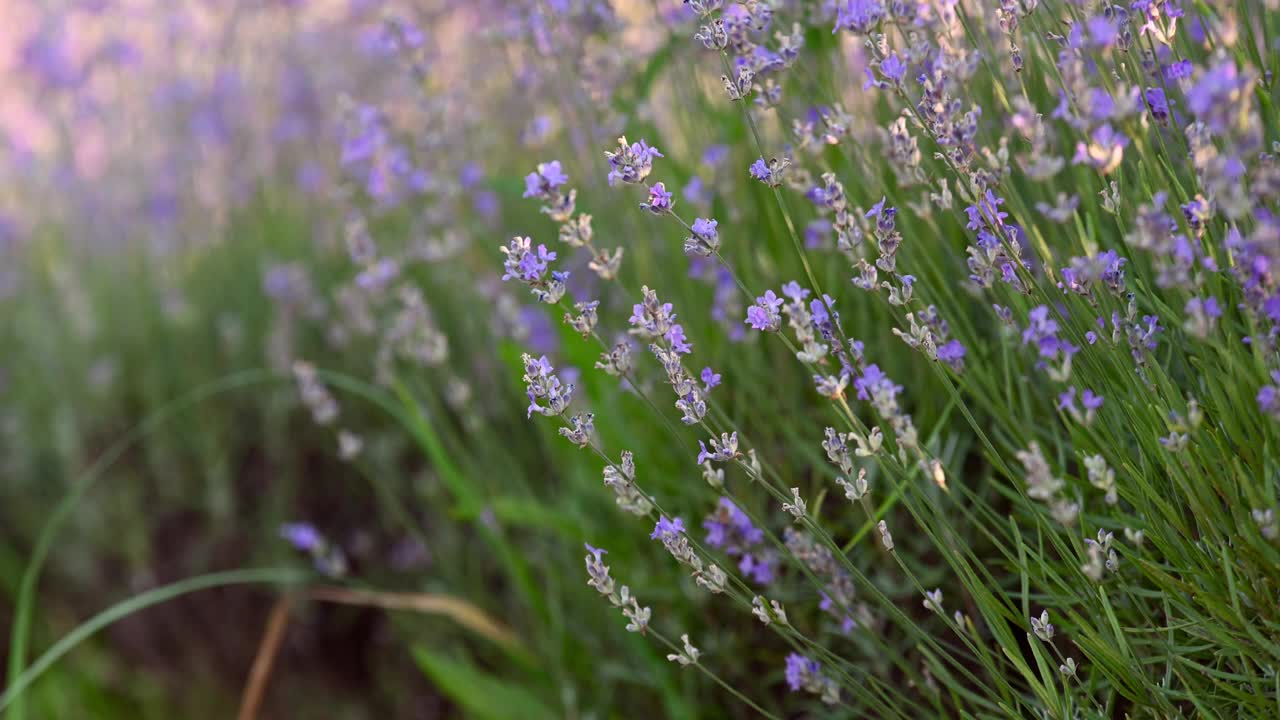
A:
[605, 136, 663, 186]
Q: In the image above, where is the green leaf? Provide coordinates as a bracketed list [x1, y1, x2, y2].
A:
[412, 647, 557, 720]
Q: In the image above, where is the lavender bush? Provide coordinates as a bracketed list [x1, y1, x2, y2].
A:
[3, 0, 1280, 717]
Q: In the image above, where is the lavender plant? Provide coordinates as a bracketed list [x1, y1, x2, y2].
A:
[7, 0, 1280, 718]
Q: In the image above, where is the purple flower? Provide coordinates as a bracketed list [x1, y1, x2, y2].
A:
[965, 190, 1008, 230]
[641, 182, 675, 214]
[584, 543, 607, 562]
[605, 136, 663, 186]
[280, 522, 323, 552]
[1086, 15, 1119, 47]
[854, 365, 902, 408]
[692, 217, 718, 239]
[522, 160, 569, 199]
[937, 339, 967, 371]
[521, 353, 575, 418]
[805, 218, 832, 248]
[1082, 389, 1104, 411]
[701, 366, 722, 391]
[500, 237, 567, 304]
[781, 280, 810, 302]
[749, 157, 770, 182]
[665, 323, 693, 354]
[1073, 124, 1129, 174]
[1258, 373, 1280, 419]
[879, 52, 906, 84]
[1144, 87, 1170, 122]
[746, 290, 784, 331]
[1187, 59, 1253, 135]
[702, 144, 729, 167]
[834, 0, 885, 34]
[651, 516, 686, 540]
[785, 653, 823, 691]
[1022, 305, 1074, 360]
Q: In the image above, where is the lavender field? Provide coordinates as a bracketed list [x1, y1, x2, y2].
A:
[3, 0, 1280, 717]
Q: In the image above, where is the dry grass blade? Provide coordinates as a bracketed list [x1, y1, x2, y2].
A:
[237, 595, 295, 720]
[306, 586, 524, 653]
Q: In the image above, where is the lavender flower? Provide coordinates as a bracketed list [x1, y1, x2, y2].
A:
[1186, 59, 1255, 136]
[500, 236, 568, 304]
[523, 160, 569, 199]
[684, 217, 721, 256]
[697, 432, 740, 464]
[784, 652, 840, 704]
[641, 182, 675, 214]
[521, 354, 574, 418]
[280, 522, 323, 552]
[1182, 296, 1222, 339]
[584, 544, 651, 633]
[746, 290, 784, 331]
[605, 136, 663, 186]
[280, 522, 346, 577]
[602, 451, 653, 516]
[834, 0, 885, 34]
[1073, 123, 1129, 174]
[703, 497, 775, 584]
[700, 366, 722, 392]
[559, 412, 595, 447]
[749, 156, 790, 187]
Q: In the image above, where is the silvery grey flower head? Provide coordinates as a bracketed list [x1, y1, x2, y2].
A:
[564, 300, 599, 337]
[520, 354, 574, 418]
[666, 634, 701, 666]
[1083, 454, 1117, 505]
[595, 341, 634, 377]
[1059, 657, 1077, 678]
[651, 516, 707, 579]
[559, 412, 594, 448]
[383, 287, 449, 368]
[1159, 431, 1189, 452]
[722, 66, 755, 101]
[782, 487, 807, 520]
[697, 431, 740, 465]
[558, 213, 593, 248]
[1016, 442, 1064, 501]
[695, 18, 729, 49]
[923, 588, 944, 613]
[877, 520, 894, 551]
[823, 427, 855, 474]
[1124, 527, 1145, 546]
[588, 246, 625, 280]
[752, 595, 788, 625]
[337, 430, 363, 461]
[345, 212, 377, 266]
[293, 361, 339, 426]
[700, 460, 725, 489]
[837, 468, 869, 502]
[685, 0, 724, 18]
[584, 543, 651, 634]
[603, 451, 653, 517]
[814, 373, 848, 399]
[1031, 609, 1055, 642]
[1050, 500, 1080, 526]
[695, 563, 728, 593]
[1253, 508, 1278, 540]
